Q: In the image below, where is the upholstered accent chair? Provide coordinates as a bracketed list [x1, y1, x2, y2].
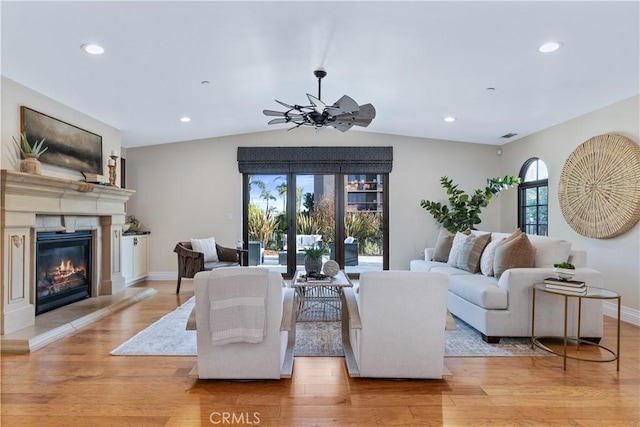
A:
[193, 267, 295, 379]
[342, 270, 449, 379]
[174, 241, 239, 294]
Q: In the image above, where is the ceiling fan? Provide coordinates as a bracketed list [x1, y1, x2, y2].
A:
[263, 69, 376, 132]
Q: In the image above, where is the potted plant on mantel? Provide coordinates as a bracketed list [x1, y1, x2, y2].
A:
[13, 132, 48, 175]
[303, 245, 327, 274]
[420, 175, 521, 233]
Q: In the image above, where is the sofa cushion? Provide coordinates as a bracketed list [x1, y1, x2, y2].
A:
[480, 236, 506, 276]
[493, 231, 536, 279]
[448, 274, 507, 310]
[430, 265, 474, 278]
[191, 237, 219, 262]
[432, 229, 455, 262]
[527, 235, 572, 267]
[409, 259, 449, 272]
[448, 232, 491, 273]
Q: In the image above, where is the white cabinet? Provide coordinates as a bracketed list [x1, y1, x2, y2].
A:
[122, 234, 149, 285]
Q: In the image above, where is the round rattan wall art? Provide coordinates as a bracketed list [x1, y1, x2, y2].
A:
[558, 133, 640, 239]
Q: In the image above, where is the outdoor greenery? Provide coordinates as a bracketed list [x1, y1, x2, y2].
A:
[420, 175, 521, 233]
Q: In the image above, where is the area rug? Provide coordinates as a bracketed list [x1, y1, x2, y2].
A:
[111, 298, 550, 357]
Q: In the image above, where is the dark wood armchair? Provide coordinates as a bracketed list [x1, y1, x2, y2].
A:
[174, 241, 240, 293]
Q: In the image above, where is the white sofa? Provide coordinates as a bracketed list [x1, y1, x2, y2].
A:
[410, 231, 603, 343]
[342, 271, 449, 378]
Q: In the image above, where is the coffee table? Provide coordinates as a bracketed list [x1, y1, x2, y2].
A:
[291, 270, 353, 321]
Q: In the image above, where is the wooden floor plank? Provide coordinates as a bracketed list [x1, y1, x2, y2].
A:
[1, 280, 638, 426]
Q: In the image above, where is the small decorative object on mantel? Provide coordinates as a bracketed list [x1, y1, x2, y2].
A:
[13, 132, 48, 175]
[107, 150, 119, 187]
[559, 134, 640, 239]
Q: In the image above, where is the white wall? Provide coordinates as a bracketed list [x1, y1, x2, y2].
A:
[1, 77, 122, 180]
[500, 95, 640, 318]
[125, 129, 504, 278]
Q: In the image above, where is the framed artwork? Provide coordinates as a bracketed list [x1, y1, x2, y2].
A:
[21, 106, 103, 174]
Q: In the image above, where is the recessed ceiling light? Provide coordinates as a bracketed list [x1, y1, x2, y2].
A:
[201, 80, 210, 85]
[81, 43, 104, 55]
[538, 41, 563, 53]
[444, 116, 456, 123]
[180, 117, 191, 123]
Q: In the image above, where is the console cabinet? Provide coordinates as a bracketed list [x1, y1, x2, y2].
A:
[122, 234, 149, 285]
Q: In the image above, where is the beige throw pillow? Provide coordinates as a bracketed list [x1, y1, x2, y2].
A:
[493, 231, 536, 279]
[480, 236, 506, 276]
[432, 229, 455, 262]
[448, 232, 491, 273]
[446, 229, 472, 266]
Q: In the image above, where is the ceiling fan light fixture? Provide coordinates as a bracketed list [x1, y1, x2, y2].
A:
[263, 69, 375, 132]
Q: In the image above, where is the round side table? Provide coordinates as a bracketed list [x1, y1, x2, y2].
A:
[531, 283, 620, 371]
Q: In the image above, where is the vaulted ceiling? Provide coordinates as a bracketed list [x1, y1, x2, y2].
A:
[2, 1, 638, 148]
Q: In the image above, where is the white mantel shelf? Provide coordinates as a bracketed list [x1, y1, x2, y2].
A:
[1, 170, 135, 215]
[1, 169, 136, 337]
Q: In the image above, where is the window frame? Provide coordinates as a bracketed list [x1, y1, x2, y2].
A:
[517, 157, 549, 236]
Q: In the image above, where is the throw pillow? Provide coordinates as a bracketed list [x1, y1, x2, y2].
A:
[480, 236, 506, 276]
[191, 237, 219, 263]
[446, 229, 472, 266]
[432, 229, 455, 262]
[448, 232, 491, 273]
[493, 232, 536, 279]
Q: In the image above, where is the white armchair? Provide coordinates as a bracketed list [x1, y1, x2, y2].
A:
[193, 267, 295, 379]
[342, 270, 449, 379]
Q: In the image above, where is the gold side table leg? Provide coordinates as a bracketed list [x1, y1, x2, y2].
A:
[617, 296, 621, 371]
[531, 287, 536, 349]
[577, 297, 582, 352]
[563, 295, 568, 370]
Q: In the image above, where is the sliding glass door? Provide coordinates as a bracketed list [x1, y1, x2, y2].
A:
[243, 172, 387, 278]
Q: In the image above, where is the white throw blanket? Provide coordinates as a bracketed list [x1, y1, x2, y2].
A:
[208, 268, 268, 345]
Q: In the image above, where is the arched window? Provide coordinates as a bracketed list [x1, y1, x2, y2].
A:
[518, 158, 548, 236]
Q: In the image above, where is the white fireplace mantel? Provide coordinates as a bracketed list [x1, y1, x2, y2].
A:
[1, 170, 135, 335]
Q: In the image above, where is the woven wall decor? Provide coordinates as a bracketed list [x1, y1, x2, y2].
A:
[559, 133, 640, 239]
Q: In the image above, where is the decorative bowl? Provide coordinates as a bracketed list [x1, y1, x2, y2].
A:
[553, 267, 576, 281]
[122, 223, 131, 233]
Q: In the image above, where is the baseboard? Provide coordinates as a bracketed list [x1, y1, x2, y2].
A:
[603, 301, 639, 326]
[146, 271, 176, 281]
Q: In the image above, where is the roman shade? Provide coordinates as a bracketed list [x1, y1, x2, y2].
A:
[237, 146, 393, 174]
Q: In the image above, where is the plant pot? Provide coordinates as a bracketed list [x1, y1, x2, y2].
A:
[20, 153, 41, 175]
[304, 257, 323, 274]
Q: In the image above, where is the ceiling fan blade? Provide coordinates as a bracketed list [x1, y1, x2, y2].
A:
[331, 121, 353, 132]
[268, 118, 288, 125]
[331, 95, 360, 114]
[263, 109, 286, 117]
[275, 100, 295, 109]
[287, 122, 306, 131]
[306, 93, 326, 114]
[351, 118, 373, 127]
[356, 103, 376, 120]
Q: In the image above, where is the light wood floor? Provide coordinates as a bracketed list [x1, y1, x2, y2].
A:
[1, 281, 638, 426]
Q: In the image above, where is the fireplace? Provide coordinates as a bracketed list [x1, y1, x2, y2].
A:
[35, 231, 92, 315]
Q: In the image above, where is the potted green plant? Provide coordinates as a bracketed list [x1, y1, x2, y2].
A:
[303, 245, 327, 274]
[13, 132, 48, 175]
[420, 175, 521, 233]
